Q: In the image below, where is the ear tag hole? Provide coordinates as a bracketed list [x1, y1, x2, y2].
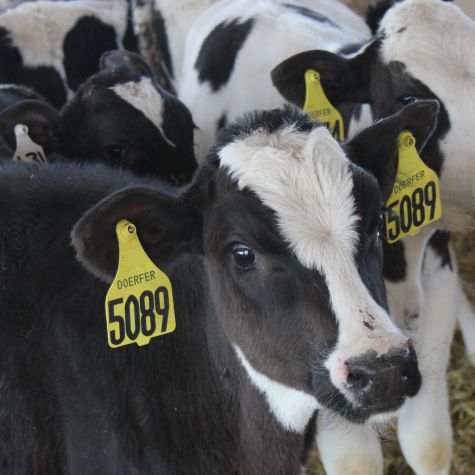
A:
[384, 131, 442, 243]
[303, 69, 345, 142]
[104, 219, 176, 349]
[12, 123, 47, 164]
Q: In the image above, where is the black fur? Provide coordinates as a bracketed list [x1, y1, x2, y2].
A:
[195, 18, 255, 91]
[0, 108, 423, 473]
[0, 26, 67, 108]
[427, 231, 452, 270]
[63, 16, 119, 91]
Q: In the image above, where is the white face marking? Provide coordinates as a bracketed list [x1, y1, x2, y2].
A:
[111, 77, 176, 148]
[379, 0, 475, 230]
[234, 345, 319, 433]
[219, 124, 405, 401]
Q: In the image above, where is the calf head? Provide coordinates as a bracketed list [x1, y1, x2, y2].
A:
[272, 0, 475, 231]
[0, 51, 197, 183]
[72, 103, 437, 430]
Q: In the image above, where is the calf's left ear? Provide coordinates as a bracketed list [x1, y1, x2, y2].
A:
[0, 100, 61, 153]
[72, 187, 199, 283]
[345, 99, 439, 200]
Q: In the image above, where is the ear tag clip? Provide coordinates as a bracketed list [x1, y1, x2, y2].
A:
[384, 131, 442, 243]
[105, 219, 176, 349]
[12, 124, 47, 163]
[303, 69, 345, 142]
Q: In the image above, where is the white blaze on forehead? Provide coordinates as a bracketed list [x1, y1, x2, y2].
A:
[234, 345, 319, 433]
[220, 124, 404, 395]
[111, 77, 176, 148]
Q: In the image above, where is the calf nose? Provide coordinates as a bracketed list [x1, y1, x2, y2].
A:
[345, 343, 421, 410]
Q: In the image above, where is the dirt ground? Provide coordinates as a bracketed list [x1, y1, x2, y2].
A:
[307, 233, 475, 474]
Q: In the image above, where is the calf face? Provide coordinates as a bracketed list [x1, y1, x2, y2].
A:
[0, 51, 197, 183]
[73, 103, 437, 427]
[272, 0, 475, 232]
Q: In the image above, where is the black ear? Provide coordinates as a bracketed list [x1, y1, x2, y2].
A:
[100, 50, 154, 78]
[271, 42, 377, 109]
[0, 100, 61, 153]
[72, 186, 199, 282]
[345, 99, 439, 200]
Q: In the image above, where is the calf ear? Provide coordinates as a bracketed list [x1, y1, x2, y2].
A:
[271, 42, 376, 108]
[0, 100, 61, 153]
[345, 100, 439, 200]
[100, 50, 154, 78]
[72, 186, 199, 283]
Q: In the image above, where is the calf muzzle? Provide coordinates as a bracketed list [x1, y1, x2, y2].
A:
[345, 342, 421, 412]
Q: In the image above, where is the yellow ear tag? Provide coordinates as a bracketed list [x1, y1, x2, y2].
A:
[384, 131, 442, 243]
[105, 219, 176, 349]
[303, 69, 345, 142]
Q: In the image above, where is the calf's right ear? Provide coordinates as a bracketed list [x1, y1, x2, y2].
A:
[100, 50, 155, 78]
[72, 187, 200, 283]
[0, 100, 61, 153]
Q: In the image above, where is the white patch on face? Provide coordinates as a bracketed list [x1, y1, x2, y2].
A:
[379, 0, 475, 230]
[219, 124, 405, 402]
[111, 77, 176, 148]
[234, 345, 319, 433]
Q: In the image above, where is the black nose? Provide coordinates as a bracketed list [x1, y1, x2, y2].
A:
[345, 343, 421, 411]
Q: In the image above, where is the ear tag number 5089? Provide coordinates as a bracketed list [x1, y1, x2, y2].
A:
[105, 219, 176, 349]
[303, 69, 345, 142]
[384, 131, 442, 243]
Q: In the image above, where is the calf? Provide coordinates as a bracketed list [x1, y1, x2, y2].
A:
[178, 0, 372, 160]
[0, 103, 436, 474]
[0, 0, 135, 108]
[0, 50, 197, 182]
[272, 0, 475, 473]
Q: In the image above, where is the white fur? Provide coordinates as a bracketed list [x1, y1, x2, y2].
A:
[234, 345, 319, 433]
[219, 125, 405, 402]
[317, 411, 383, 475]
[457, 283, 475, 366]
[179, 0, 371, 159]
[0, 0, 128, 99]
[111, 77, 176, 147]
[152, 0, 218, 80]
[379, 0, 475, 232]
[396, 243, 457, 475]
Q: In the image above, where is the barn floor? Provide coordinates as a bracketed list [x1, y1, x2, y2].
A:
[307, 233, 475, 475]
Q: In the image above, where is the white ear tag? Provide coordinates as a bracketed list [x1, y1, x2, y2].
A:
[13, 124, 47, 163]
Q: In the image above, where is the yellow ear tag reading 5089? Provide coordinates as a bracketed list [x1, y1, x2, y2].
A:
[384, 131, 442, 243]
[303, 69, 345, 142]
[105, 219, 176, 349]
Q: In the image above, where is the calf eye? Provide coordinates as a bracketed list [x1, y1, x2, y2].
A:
[398, 96, 418, 105]
[103, 144, 126, 162]
[231, 243, 256, 268]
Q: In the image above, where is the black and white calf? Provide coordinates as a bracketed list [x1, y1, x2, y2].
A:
[0, 51, 197, 182]
[0, 0, 136, 108]
[178, 0, 372, 160]
[271, 0, 475, 473]
[0, 104, 437, 474]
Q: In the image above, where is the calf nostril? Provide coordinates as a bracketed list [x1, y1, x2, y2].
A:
[346, 365, 372, 392]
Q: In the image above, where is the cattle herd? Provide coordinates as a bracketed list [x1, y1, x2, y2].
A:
[0, 0, 473, 474]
